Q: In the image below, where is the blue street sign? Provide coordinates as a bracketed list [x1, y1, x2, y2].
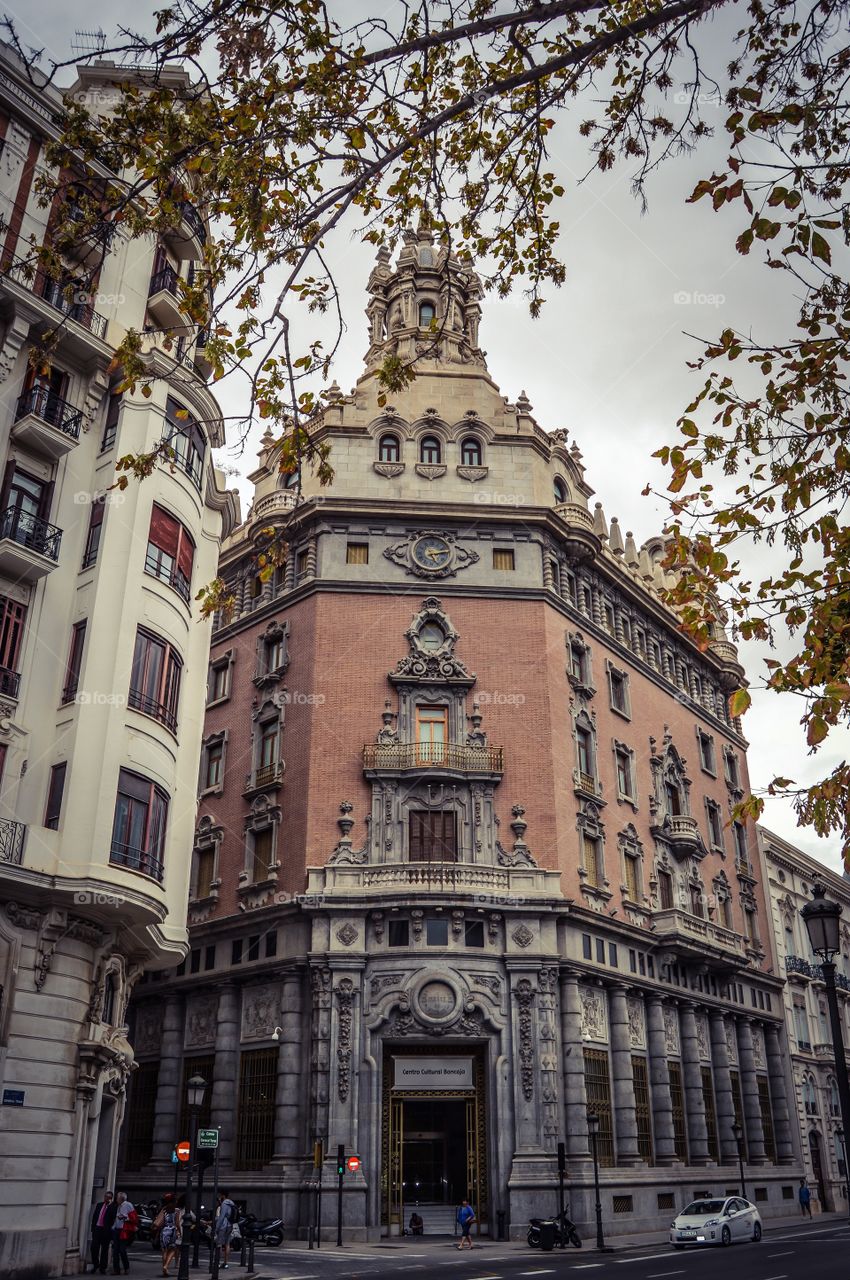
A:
[2, 1089, 25, 1106]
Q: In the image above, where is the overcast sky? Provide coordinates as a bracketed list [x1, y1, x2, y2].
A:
[21, 1, 849, 874]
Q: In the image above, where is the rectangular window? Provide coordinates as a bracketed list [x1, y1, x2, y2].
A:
[252, 827, 274, 882]
[624, 852, 640, 902]
[146, 504, 195, 603]
[582, 933, 592, 960]
[632, 1056, 653, 1162]
[668, 1061, 688, 1160]
[492, 548, 515, 571]
[81, 497, 105, 569]
[231, 939, 243, 965]
[616, 747, 634, 800]
[258, 723, 279, 777]
[205, 944, 216, 970]
[733, 822, 749, 866]
[295, 548, 309, 579]
[247, 935, 260, 962]
[465, 919, 485, 948]
[0, 594, 26, 692]
[62, 620, 87, 704]
[701, 1066, 720, 1162]
[725, 751, 741, 788]
[758, 1076, 776, 1162]
[730, 1069, 747, 1160]
[236, 1048, 277, 1170]
[44, 762, 67, 830]
[576, 726, 594, 779]
[583, 834, 603, 888]
[629, 949, 637, 973]
[263, 631, 286, 675]
[163, 397, 206, 489]
[346, 542, 369, 564]
[698, 730, 716, 774]
[195, 844, 216, 900]
[426, 917, 449, 947]
[101, 393, 121, 452]
[689, 884, 705, 919]
[706, 800, 724, 850]
[190, 948, 201, 974]
[604, 602, 615, 632]
[608, 942, 618, 967]
[123, 1061, 159, 1168]
[608, 667, 630, 716]
[110, 768, 169, 882]
[204, 739, 224, 791]
[208, 659, 230, 703]
[129, 628, 182, 732]
[415, 704, 448, 764]
[659, 870, 674, 910]
[595, 937, 605, 964]
[583, 1049, 614, 1166]
[409, 810, 457, 862]
[265, 931, 277, 958]
[569, 642, 587, 685]
[388, 919, 409, 948]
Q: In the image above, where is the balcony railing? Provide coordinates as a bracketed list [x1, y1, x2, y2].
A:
[149, 263, 179, 298]
[0, 666, 20, 699]
[181, 201, 206, 244]
[143, 551, 191, 604]
[363, 741, 504, 774]
[786, 954, 850, 991]
[363, 861, 513, 892]
[554, 501, 594, 530]
[127, 687, 178, 733]
[109, 840, 164, 883]
[0, 507, 62, 562]
[66, 204, 116, 247]
[0, 817, 26, 865]
[38, 275, 108, 339]
[15, 387, 83, 440]
[652, 906, 747, 958]
[252, 764, 280, 789]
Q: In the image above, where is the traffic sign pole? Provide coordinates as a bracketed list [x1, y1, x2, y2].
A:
[336, 1145, 344, 1248]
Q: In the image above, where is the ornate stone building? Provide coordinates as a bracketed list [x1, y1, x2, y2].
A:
[0, 48, 237, 1276]
[121, 225, 802, 1238]
[758, 826, 850, 1213]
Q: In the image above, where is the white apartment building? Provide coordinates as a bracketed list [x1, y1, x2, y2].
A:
[0, 48, 238, 1277]
[759, 826, 850, 1214]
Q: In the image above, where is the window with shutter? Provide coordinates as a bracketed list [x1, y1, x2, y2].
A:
[82, 497, 105, 569]
[409, 810, 457, 862]
[0, 595, 26, 691]
[146, 504, 194, 603]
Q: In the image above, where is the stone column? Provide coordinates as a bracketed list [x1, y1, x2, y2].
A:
[709, 1011, 737, 1163]
[679, 1001, 710, 1163]
[149, 994, 184, 1163]
[608, 984, 641, 1164]
[511, 973, 542, 1153]
[210, 982, 240, 1167]
[560, 969, 589, 1157]
[273, 971, 305, 1160]
[646, 995, 677, 1164]
[736, 1017, 767, 1163]
[764, 1022, 795, 1163]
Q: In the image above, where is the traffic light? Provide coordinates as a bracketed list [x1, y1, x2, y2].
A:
[346, 1155, 361, 1174]
[337, 1143, 345, 1177]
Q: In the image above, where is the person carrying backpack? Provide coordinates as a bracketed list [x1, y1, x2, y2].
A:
[153, 1193, 182, 1277]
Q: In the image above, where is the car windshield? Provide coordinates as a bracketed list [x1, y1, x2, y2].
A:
[682, 1200, 725, 1216]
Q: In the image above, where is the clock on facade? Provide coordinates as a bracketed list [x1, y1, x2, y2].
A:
[411, 534, 453, 571]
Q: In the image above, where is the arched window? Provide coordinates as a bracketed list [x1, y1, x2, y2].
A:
[378, 433, 400, 463]
[419, 301, 436, 327]
[460, 437, 482, 467]
[804, 1075, 819, 1116]
[554, 476, 568, 504]
[102, 972, 117, 1025]
[282, 468, 300, 489]
[829, 1077, 841, 1117]
[420, 436, 441, 465]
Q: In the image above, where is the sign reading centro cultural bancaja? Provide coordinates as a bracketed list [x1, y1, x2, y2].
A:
[393, 1056, 474, 1090]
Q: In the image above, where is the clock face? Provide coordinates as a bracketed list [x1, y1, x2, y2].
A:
[411, 535, 452, 571]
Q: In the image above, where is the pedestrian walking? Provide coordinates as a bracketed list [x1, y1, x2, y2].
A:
[153, 1192, 182, 1277]
[799, 1178, 813, 1218]
[112, 1192, 137, 1274]
[214, 1191, 237, 1269]
[456, 1200, 476, 1249]
[90, 1192, 117, 1274]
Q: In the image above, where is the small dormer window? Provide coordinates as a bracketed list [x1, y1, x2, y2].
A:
[378, 433, 400, 463]
[460, 437, 482, 466]
[554, 476, 568, 504]
[419, 301, 436, 327]
[420, 436, 441, 464]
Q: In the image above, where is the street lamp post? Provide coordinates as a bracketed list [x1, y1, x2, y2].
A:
[836, 1126, 848, 1206]
[731, 1120, 747, 1201]
[585, 1110, 606, 1252]
[801, 883, 850, 1222]
[177, 1074, 207, 1280]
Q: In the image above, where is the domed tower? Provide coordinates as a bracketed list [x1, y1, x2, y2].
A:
[121, 234, 789, 1246]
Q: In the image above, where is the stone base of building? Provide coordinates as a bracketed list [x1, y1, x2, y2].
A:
[0, 1227, 74, 1279]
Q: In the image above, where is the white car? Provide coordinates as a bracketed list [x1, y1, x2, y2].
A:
[670, 1196, 762, 1248]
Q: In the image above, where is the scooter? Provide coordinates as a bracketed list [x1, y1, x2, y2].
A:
[238, 1213, 284, 1248]
[527, 1209, 582, 1248]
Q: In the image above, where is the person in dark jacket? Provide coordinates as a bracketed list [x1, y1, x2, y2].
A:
[90, 1192, 117, 1273]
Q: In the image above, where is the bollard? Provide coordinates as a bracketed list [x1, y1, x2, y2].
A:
[496, 1210, 506, 1240]
[239, 1235, 246, 1267]
[210, 1245, 220, 1280]
[308, 1223, 314, 1250]
[247, 1239, 255, 1275]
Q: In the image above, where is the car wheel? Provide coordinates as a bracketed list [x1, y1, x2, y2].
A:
[721, 1226, 731, 1247]
[752, 1222, 762, 1243]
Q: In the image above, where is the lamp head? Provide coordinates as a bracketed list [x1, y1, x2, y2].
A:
[731, 1120, 742, 1142]
[801, 882, 842, 961]
[271, 1026, 283, 1041]
[186, 1073, 207, 1110]
[586, 1109, 600, 1136]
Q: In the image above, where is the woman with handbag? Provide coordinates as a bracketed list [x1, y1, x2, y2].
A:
[153, 1193, 182, 1278]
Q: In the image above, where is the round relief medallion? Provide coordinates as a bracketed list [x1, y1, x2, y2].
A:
[414, 978, 459, 1024]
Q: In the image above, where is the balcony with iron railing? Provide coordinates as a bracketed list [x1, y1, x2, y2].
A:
[13, 386, 83, 459]
[363, 741, 504, 776]
[0, 507, 62, 582]
[786, 954, 850, 991]
[109, 840, 164, 884]
[0, 666, 21, 699]
[147, 263, 185, 328]
[243, 762, 284, 797]
[61, 204, 116, 265]
[143, 550, 191, 604]
[0, 816, 26, 866]
[1, 257, 108, 341]
[127, 687, 178, 734]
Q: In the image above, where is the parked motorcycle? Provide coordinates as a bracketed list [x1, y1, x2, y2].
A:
[527, 1209, 582, 1249]
[238, 1213, 284, 1248]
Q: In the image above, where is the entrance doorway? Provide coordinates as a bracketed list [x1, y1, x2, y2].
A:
[403, 1098, 467, 1205]
[810, 1130, 830, 1211]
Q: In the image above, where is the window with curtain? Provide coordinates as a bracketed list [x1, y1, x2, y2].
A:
[110, 768, 169, 881]
[378, 433, 400, 462]
[145, 504, 195, 603]
[81, 497, 105, 569]
[129, 628, 182, 731]
[419, 435, 441, 464]
[460, 437, 482, 466]
[163, 397, 206, 489]
[61, 620, 87, 704]
[409, 810, 457, 862]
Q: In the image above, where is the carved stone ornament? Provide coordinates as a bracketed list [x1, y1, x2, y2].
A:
[580, 987, 607, 1042]
[370, 972, 405, 997]
[373, 461, 405, 478]
[335, 978, 355, 1102]
[456, 465, 489, 483]
[185, 994, 218, 1048]
[726, 1022, 738, 1063]
[134, 1004, 163, 1056]
[496, 804, 538, 867]
[696, 1013, 711, 1061]
[752, 1023, 765, 1069]
[627, 997, 645, 1049]
[241, 983, 280, 1041]
[328, 801, 369, 865]
[471, 974, 501, 1000]
[663, 1006, 680, 1055]
[336, 922, 359, 947]
[384, 530, 480, 580]
[512, 923, 534, 949]
[514, 978, 536, 1100]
